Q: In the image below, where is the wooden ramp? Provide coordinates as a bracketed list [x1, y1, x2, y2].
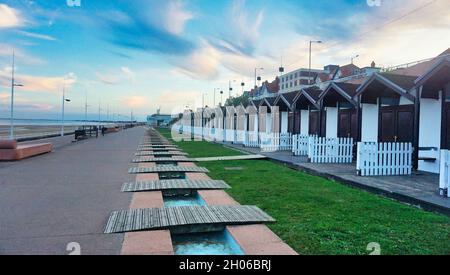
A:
[104, 205, 275, 234]
[138, 145, 178, 148]
[132, 157, 191, 163]
[135, 151, 188, 156]
[194, 155, 267, 162]
[128, 166, 209, 174]
[121, 179, 230, 192]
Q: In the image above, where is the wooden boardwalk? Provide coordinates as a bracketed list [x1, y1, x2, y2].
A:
[128, 166, 209, 174]
[132, 157, 191, 163]
[104, 205, 275, 233]
[121, 179, 230, 192]
[135, 151, 188, 156]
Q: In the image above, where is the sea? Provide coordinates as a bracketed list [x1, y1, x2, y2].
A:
[0, 118, 117, 126]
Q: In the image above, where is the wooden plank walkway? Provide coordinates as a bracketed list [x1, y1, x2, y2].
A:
[135, 151, 188, 156]
[128, 166, 209, 174]
[104, 205, 275, 233]
[121, 179, 231, 192]
[138, 145, 178, 148]
[194, 155, 267, 162]
[132, 155, 267, 163]
[132, 157, 191, 163]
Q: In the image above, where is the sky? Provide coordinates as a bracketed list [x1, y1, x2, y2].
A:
[0, 0, 449, 121]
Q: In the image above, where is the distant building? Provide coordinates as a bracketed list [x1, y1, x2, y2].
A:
[249, 78, 279, 100]
[147, 109, 173, 126]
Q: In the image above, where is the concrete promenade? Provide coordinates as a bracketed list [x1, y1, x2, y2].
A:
[0, 127, 144, 254]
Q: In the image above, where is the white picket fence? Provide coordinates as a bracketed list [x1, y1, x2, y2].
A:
[357, 142, 413, 176]
[235, 130, 245, 144]
[439, 150, 450, 197]
[292, 135, 310, 156]
[260, 133, 292, 152]
[308, 136, 354, 163]
[244, 131, 260, 148]
[225, 129, 235, 143]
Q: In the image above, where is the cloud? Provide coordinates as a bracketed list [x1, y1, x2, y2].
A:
[153, 90, 203, 112]
[0, 67, 76, 93]
[211, 0, 264, 56]
[0, 4, 23, 28]
[121, 95, 149, 108]
[0, 43, 47, 65]
[97, 0, 195, 55]
[171, 42, 221, 80]
[0, 92, 55, 112]
[16, 30, 57, 41]
[96, 67, 135, 85]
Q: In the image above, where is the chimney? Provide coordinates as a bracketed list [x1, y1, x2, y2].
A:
[371, 61, 376, 68]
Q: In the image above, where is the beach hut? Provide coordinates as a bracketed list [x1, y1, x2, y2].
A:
[273, 91, 299, 134]
[292, 87, 323, 136]
[212, 106, 225, 142]
[225, 106, 237, 142]
[245, 101, 259, 147]
[235, 103, 248, 144]
[414, 56, 450, 174]
[319, 82, 360, 140]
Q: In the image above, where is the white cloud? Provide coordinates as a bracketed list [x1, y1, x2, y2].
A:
[16, 31, 57, 41]
[0, 67, 76, 93]
[0, 4, 22, 28]
[96, 67, 136, 85]
[172, 42, 221, 80]
[164, 0, 194, 35]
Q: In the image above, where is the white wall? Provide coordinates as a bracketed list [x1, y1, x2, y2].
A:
[300, 110, 309, 135]
[266, 113, 272, 133]
[326, 107, 338, 138]
[361, 103, 379, 142]
[418, 96, 442, 174]
[281, 112, 288, 133]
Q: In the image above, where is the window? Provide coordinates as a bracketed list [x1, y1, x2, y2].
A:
[295, 80, 298, 86]
[295, 72, 298, 78]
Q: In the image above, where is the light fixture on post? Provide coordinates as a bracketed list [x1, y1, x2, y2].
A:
[9, 50, 24, 140]
[241, 81, 245, 94]
[351, 54, 360, 65]
[254, 67, 264, 89]
[220, 90, 224, 106]
[61, 77, 71, 137]
[309, 40, 322, 85]
[228, 80, 236, 99]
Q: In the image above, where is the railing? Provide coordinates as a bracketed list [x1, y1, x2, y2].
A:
[244, 131, 260, 148]
[439, 150, 450, 197]
[292, 134, 310, 156]
[357, 142, 413, 176]
[308, 137, 354, 163]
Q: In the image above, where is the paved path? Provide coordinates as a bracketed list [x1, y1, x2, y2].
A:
[224, 143, 450, 216]
[0, 127, 144, 255]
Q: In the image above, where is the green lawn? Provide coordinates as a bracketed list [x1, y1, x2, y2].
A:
[157, 128, 246, 158]
[157, 128, 450, 255]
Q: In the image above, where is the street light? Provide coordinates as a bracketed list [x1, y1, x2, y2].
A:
[228, 80, 236, 99]
[351, 54, 360, 64]
[254, 68, 263, 89]
[213, 87, 220, 107]
[61, 78, 71, 137]
[309, 40, 322, 85]
[9, 50, 24, 140]
[220, 90, 224, 106]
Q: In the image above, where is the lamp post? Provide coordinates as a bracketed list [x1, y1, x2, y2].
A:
[213, 88, 220, 107]
[10, 50, 24, 140]
[61, 79, 71, 137]
[351, 54, 360, 64]
[228, 80, 236, 100]
[220, 90, 224, 106]
[309, 40, 322, 85]
[254, 68, 263, 89]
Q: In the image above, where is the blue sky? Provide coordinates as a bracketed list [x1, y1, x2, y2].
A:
[0, 0, 449, 121]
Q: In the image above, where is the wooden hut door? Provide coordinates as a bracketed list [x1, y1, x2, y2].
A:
[379, 105, 414, 143]
[338, 109, 358, 139]
[288, 112, 294, 133]
[309, 111, 319, 135]
[442, 103, 450, 149]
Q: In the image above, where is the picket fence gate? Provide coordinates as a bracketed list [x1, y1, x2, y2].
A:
[308, 136, 354, 163]
[356, 142, 413, 176]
